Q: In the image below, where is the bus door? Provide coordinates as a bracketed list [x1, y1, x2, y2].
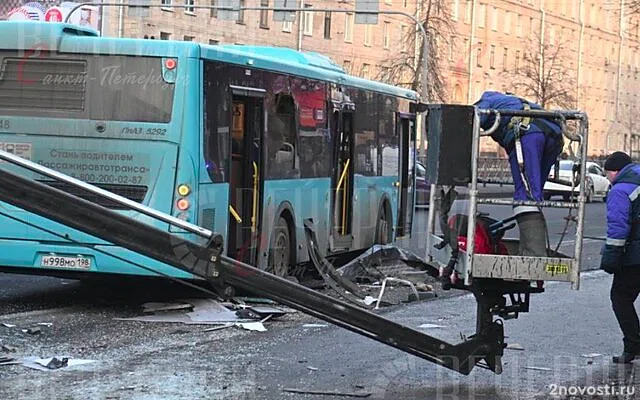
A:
[228, 88, 265, 265]
[396, 113, 416, 238]
[331, 109, 355, 250]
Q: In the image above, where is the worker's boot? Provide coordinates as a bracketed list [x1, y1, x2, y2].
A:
[516, 211, 547, 257]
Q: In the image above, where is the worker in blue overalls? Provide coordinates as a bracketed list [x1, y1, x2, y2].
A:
[475, 91, 564, 256]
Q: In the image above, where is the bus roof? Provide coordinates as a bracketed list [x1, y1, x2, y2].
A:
[0, 21, 418, 101]
[201, 44, 418, 100]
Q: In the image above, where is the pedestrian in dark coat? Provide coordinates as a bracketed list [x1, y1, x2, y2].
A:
[600, 151, 640, 363]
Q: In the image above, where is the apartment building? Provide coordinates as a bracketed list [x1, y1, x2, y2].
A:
[447, 0, 640, 157]
[3, 0, 640, 157]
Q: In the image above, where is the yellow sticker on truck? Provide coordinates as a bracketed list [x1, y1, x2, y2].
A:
[545, 264, 570, 275]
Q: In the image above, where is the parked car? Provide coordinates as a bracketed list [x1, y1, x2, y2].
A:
[543, 160, 610, 202]
[414, 161, 430, 206]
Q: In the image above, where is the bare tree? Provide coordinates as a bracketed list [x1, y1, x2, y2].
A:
[376, 0, 453, 102]
[506, 37, 577, 109]
[628, 1, 640, 14]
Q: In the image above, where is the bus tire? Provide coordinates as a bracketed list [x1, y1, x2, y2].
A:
[374, 205, 391, 245]
[267, 216, 293, 277]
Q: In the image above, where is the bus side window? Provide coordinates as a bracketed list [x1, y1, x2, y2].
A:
[203, 63, 230, 183]
[266, 95, 298, 179]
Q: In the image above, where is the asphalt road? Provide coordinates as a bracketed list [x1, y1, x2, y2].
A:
[0, 201, 619, 400]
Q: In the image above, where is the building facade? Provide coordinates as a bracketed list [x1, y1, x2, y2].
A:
[3, 0, 640, 158]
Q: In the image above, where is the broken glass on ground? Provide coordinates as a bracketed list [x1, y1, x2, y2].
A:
[116, 298, 289, 326]
[21, 356, 97, 371]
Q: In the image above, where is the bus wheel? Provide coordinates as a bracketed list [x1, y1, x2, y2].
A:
[375, 208, 390, 245]
[267, 216, 292, 277]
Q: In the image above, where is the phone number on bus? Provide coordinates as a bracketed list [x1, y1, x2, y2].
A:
[71, 173, 145, 185]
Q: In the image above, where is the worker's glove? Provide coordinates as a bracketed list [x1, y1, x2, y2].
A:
[600, 244, 624, 274]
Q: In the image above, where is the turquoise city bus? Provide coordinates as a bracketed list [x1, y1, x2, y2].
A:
[0, 21, 419, 279]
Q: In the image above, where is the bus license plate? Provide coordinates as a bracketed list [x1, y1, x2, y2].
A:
[40, 255, 91, 269]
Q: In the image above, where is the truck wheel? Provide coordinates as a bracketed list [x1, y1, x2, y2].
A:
[267, 216, 292, 277]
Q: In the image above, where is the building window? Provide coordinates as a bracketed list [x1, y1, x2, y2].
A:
[491, 7, 498, 31]
[502, 47, 508, 71]
[161, 0, 173, 11]
[548, 25, 555, 45]
[515, 50, 520, 72]
[451, 0, 458, 21]
[345, 13, 354, 43]
[209, 39, 219, 45]
[184, 35, 195, 41]
[160, 31, 172, 40]
[260, 0, 269, 29]
[210, 0, 217, 17]
[324, 12, 331, 39]
[489, 45, 495, 69]
[282, 20, 293, 33]
[343, 60, 352, 74]
[237, 0, 245, 24]
[400, 25, 408, 52]
[448, 38, 455, 61]
[303, 10, 313, 36]
[504, 11, 510, 34]
[516, 14, 522, 37]
[465, 0, 472, 24]
[383, 21, 390, 49]
[476, 43, 483, 67]
[477, 4, 485, 28]
[530, 17, 535, 36]
[463, 38, 469, 61]
[184, 0, 194, 14]
[361, 63, 370, 79]
[364, 24, 372, 46]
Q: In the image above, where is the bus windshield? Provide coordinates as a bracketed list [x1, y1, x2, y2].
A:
[0, 52, 175, 123]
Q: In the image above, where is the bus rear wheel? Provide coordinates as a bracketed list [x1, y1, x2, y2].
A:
[375, 208, 391, 245]
[267, 216, 292, 277]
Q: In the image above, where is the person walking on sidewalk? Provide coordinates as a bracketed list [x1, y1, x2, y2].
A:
[475, 91, 564, 256]
[600, 151, 640, 363]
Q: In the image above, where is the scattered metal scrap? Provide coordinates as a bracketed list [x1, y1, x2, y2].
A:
[304, 220, 440, 309]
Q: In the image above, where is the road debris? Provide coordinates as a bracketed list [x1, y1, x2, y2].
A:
[523, 366, 552, 372]
[142, 301, 194, 313]
[233, 297, 277, 305]
[1, 323, 16, 328]
[22, 327, 41, 335]
[306, 366, 318, 371]
[506, 343, 525, 351]
[245, 306, 288, 319]
[116, 299, 243, 325]
[235, 322, 267, 332]
[283, 388, 371, 398]
[2, 344, 17, 352]
[44, 357, 68, 370]
[417, 323, 445, 329]
[21, 356, 97, 371]
[303, 324, 328, 328]
[117, 298, 289, 328]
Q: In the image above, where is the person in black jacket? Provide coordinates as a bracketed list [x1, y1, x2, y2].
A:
[600, 151, 640, 363]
